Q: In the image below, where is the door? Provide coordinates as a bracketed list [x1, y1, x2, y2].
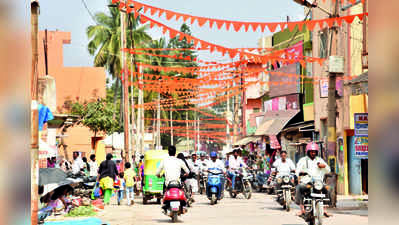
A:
[347, 136, 362, 195]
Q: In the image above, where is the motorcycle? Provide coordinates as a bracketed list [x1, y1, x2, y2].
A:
[162, 181, 188, 223]
[182, 180, 193, 207]
[206, 168, 224, 205]
[275, 173, 295, 211]
[229, 168, 252, 199]
[300, 174, 330, 225]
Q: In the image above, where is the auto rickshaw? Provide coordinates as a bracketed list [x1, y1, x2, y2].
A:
[142, 150, 168, 204]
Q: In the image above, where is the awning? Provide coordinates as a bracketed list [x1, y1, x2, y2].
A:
[234, 136, 261, 146]
[255, 110, 300, 136]
[281, 121, 315, 133]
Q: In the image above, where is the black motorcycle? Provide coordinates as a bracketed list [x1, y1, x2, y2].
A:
[229, 168, 252, 199]
[300, 174, 330, 225]
[275, 173, 296, 211]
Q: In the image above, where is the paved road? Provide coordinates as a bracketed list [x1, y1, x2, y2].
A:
[97, 192, 368, 225]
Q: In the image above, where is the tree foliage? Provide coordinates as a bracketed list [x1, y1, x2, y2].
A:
[71, 99, 121, 137]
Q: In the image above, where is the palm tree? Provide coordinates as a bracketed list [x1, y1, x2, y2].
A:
[86, 3, 151, 109]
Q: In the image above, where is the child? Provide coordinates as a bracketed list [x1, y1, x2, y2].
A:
[114, 172, 125, 205]
[124, 162, 136, 206]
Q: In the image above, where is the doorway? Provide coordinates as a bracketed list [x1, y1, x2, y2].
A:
[361, 159, 368, 194]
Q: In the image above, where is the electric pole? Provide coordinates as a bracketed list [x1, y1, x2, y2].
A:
[186, 111, 189, 151]
[31, 1, 40, 224]
[121, 1, 130, 163]
[170, 107, 173, 145]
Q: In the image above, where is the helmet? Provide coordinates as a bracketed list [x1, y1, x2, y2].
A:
[306, 142, 319, 154]
[200, 152, 206, 157]
[210, 152, 217, 158]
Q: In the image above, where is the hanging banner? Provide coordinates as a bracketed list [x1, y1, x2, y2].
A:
[270, 135, 281, 149]
[354, 136, 368, 158]
[278, 96, 286, 111]
[354, 113, 368, 137]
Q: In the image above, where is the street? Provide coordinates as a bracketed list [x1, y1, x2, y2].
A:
[97, 192, 368, 225]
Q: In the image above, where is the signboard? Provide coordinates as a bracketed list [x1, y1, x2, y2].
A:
[354, 136, 368, 158]
[328, 56, 345, 73]
[320, 79, 329, 98]
[278, 96, 286, 111]
[269, 63, 300, 98]
[270, 135, 281, 149]
[354, 113, 368, 136]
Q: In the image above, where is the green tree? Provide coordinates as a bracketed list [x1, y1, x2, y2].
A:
[86, 2, 151, 109]
[71, 99, 121, 138]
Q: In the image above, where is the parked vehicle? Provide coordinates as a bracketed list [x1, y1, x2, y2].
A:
[229, 168, 252, 199]
[206, 168, 224, 205]
[162, 181, 188, 223]
[300, 174, 330, 225]
[275, 173, 295, 211]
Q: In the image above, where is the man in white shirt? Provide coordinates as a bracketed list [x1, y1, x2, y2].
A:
[227, 149, 247, 190]
[71, 152, 84, 175]
[156, 146, 190, 188]
[296, 142, 331, 217]
[207, 152, 226, 173]
[272, 150, 296, 176]
[88, 154, 99, 179]
[198, 152, 209, 171]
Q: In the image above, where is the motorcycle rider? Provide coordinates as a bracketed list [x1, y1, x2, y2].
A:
[198, 152, 209, 170]
[273, 150, 296, 182]
[295, 142, 331, 218]
[156, 146, 190, 191]
[207, 152, 226, 173]
[227, 148, 247, 191]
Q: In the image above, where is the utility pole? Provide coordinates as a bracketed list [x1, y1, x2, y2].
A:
[31, 1, 40, 224]
[170, 107, 173, 145]
[121, 1, 130, 163]
[137, 65, 144, 154]
[157, 88, 161, 150]
[226, 81, 231, 150]
[186, 111, 189, 151]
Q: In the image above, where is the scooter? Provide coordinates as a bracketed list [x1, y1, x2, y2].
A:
[206, 168, 224, 205]
[162, 181, 188, 223]
[252, 170, 269, 192]
[265, 169, 277, 194]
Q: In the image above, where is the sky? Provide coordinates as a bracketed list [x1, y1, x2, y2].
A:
[37, 0, 305, 68]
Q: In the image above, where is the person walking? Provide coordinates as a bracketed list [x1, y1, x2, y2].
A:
[88, 154, 98, 180]
[124, 162, 136, 206]
[115, 172, 125, 206]
[97, 153, 118, 205]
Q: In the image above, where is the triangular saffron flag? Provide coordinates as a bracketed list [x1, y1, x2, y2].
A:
[357, 14, 364, 21]
[190, 17, 196, 25]
[287, 22, 297, 32]
[267, 23, 279, 32]
[260, 23, 266, 32]
[343, 15, 356, 24]
[165, 11, 174, 20]
[251, 23, 260, 32]
[233, 22, 242, 32]
[182, 15, 189, 22]
[305, 20, 317, 31]
[325, 18, 334, 28]
[158, 9, 165, 18]
[175, 13, 182, 21]
[150, 7, 157, 16]
[215, 20, 224, 30]
[197, 17, 208, 27]
[243, 23, 250, 32]
[209, 20, 214, 29]
[225, 21, 231, 31]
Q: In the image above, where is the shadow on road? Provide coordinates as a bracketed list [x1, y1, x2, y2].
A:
[153, 219, 183, 224]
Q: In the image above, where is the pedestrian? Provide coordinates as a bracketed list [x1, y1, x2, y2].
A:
[97, 153, 118, 205]
[114, 172, 125, 205]
[82, 156, 90, 176]
[88, 154, 98, 180]
[71, 152, 84, 175]
[124, 162, 136, 205]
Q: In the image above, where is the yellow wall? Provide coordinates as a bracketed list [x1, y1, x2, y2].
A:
[303, 103, 315, 121]
[349, 94, 368, 129]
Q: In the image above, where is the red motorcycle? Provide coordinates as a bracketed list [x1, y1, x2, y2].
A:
[162, 181, 188, 223]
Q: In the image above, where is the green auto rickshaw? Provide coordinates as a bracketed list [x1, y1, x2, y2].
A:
[142, 150, 168, 204]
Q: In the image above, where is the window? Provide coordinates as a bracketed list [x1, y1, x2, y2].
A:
[253, 108, 260, 113]
[319, 28, 329, 58]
